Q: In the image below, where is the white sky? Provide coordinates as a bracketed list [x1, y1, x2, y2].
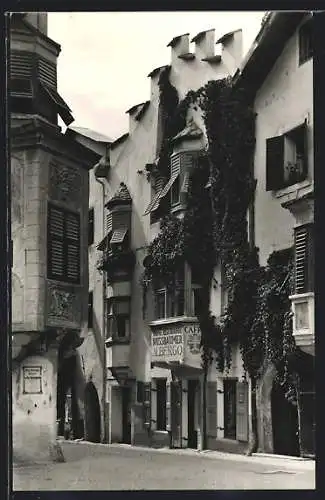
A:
[48, 11, 266, 140]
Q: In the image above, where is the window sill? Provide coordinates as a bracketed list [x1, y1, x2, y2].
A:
[149, 316, 198, 327]
[105, 337, 130, 347]
[273, 179, 313, 200]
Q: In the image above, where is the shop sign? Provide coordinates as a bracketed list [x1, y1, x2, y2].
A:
[22, 366, 43, 394]
[151, 326, 184, 362]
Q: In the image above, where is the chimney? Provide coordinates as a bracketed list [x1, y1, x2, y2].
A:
[24, 13, 48, 35]
[167, 33, 190, 64]
[217, 29, 243, 73]
[191, 29, 215, 60]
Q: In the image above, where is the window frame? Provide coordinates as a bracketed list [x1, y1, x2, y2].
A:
[47, 202, 81, 284]
[105, 298, 131, 341]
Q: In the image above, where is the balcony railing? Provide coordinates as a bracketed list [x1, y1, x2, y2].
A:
[290, 292, 314, 355]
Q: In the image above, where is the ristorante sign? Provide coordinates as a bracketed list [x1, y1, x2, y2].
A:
[151, 322, 201, 364]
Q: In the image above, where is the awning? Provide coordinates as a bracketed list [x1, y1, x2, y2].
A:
[110, 228, 128, 245]
[39, 81, 74, 126]
[97, 232, 111, 251]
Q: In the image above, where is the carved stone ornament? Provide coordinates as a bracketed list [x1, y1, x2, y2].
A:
[49, 161, 82, 206]
[47, 285, 81, 326]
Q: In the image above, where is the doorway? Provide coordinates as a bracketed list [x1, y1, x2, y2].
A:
[84, 382, 101, 443]
[271, 380, 299, 456]
[122, 387, 132, 444]
[171, 380, 182, 448]
[224, 379, 237, 439]
[188, 380, 198, 449]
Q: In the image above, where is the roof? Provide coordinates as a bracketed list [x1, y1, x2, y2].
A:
[110, 133, 129, 150]
[172, 118, 203, 143]
[147, 65, 170, 78]
[216, 29, 242, 45]
[167, 33, 189, 48]
[68, 126, 112, 143]
[191, 29, 215, 43]
[232, 12, 307, 96]
[105, 182, 132, 209]
[10, 13, 61, 53]
[125, 100, 150, 121]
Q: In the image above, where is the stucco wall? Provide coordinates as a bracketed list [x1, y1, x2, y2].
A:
[254, 25, 313, 266]
[12, 352, 58, 464]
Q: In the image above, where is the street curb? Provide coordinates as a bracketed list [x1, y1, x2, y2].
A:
[58, 440, 315, 472]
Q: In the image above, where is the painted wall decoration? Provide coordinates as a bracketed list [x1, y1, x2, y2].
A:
[49, 161, 82, 207]
[46, 284, 81, 327]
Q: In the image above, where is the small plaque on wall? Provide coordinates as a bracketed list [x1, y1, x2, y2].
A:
[22, 366, 43, 394]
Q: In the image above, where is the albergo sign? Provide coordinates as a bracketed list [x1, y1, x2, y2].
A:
[151, 322, 201, 363]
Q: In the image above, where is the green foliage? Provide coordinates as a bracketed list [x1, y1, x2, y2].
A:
[142, 70, 296, 390]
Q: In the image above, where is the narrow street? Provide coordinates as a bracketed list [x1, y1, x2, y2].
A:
[13, 441, 315, 490]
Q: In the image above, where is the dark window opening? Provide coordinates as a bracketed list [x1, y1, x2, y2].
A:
[171, 177, 181, 206]
[106, 299, 130, 340]
[266, 123, 308, 191]
[88, 292, 93, 328]
[224, 379, 237, 439]
[156, 379, 167, 431]
[88, 208, 94, 246]
[47, 203, 80, 284]
[299, 20, 313, 65]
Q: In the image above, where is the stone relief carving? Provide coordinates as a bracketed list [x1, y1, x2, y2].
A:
[47, 285, 81, 325]
[49, 161, 82, 206]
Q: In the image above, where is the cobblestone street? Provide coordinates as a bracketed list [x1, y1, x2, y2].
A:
[13, 441, 315, 491]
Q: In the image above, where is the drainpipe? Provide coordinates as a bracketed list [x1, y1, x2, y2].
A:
[94, 145, 110, 443]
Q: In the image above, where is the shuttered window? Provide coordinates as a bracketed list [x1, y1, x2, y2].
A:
[38, 56, 57, 88]
[206, 382, 217, 439]
[236, 381, 249, 442]
[10, 51, 35, 79]
[106, 211, 113, 233]
[294, 224, 314, 293]
[112, 210, 130, 230]
[47, 203, 80, 284]
[266, 135, 285, 191]
[143, 382, 152, 429]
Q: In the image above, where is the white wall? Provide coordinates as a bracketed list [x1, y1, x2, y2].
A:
[254, 24, 313, 266]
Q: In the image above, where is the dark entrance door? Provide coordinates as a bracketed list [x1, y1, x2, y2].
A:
[224, 379, 237, 439]
[188, 380, 198, 449]
[122, 387, 132, 444]
[84, 382, 101, 443]
[171, 380, 182, 448]
[271, 381, 300, 456]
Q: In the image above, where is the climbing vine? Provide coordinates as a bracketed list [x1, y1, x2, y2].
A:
[142, 69, 296, 393]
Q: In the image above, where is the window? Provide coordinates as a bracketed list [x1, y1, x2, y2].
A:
[154, 270, 185, 320]
[88, 208, 94, 246]
[47, 203, 80, 284]
[224, 379, 237, 439]
[106, 299, 130, 340]
[171, 177, 181, 206]
[88, 292, 93, 328]
[266, 123, 308, 191]
[299, 19, 313, 65]
[156, 379, 167, 431]
[294, 224, 314, 293]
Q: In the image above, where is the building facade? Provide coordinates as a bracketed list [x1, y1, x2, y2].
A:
[10, 13, 101, 462]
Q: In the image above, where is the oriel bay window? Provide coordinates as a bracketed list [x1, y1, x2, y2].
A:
[105, 298, 130, 342]
[47, 203, 80, 284]
[266, 121, 308, 191]
[154, 269, 185, 320]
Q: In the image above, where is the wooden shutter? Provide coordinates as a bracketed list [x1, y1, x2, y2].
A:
[37, 56, 57, 88]
[166, 382, 171, 431]
[10, 51, 35, 79]
[206, 382, 217, 439]
[294, 224, 313, 293]
[266, 135, 285, 191]
[106, 211, 113, 233]
[48, 205, 65, 280]
[65, 212, 80, 283]
[143, 382, 151, 429]
[112, 211, 130, 230]
[236, 381, 249, 442]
